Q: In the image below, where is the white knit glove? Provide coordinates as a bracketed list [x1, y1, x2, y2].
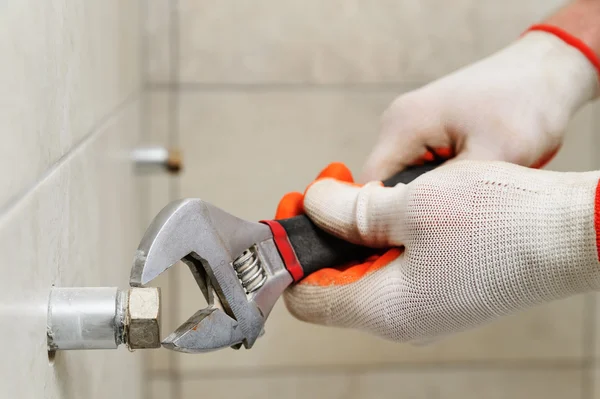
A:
[284, 161, 600, 343]
[361, 31, 599, 182]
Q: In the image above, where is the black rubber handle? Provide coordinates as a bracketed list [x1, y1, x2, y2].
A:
[276, 160, 443, 277]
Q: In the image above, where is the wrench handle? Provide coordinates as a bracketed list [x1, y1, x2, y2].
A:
[272, 160, 443, 281]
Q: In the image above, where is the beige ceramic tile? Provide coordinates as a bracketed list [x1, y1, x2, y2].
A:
[178, 369, 581, 399]
[177, 89, 599, 219]
[176, 89, 597, 211]
[0, 100, 144, 397]
[180, 374, 351, 399]
[140, 90, 173, 226]
[351, 368, 582, 399]
[144, 91, 172, 145]
[594, 367, 600, 398]
[178, 0, 480, 84]
[594, 293, 600, 358]
[0, 0, 141, 210]
[593, 100, 600, 170]
[145, 0, 171, 83]
[148, 378, 173, 399]
[174, 90, 588, 371]
[475, 0, 566, 55]
[546, 102, 597, 172]
[174, 290, 585, 371]
[177, 1, 572, 84]
[177, 90, 398, 221]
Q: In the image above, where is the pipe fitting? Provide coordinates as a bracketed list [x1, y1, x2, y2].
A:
[126, 286, 161, 349]
[131, 146, 182, 174]
[47, 287, 161, 351]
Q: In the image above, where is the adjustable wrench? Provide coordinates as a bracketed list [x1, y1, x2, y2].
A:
[129, 161, 442, 353]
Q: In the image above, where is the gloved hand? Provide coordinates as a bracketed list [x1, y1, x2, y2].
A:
[361, 30, 599, 182]
[280, 161, 600, 343]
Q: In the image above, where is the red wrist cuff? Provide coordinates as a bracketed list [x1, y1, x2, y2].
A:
[524, 24, 600, 80]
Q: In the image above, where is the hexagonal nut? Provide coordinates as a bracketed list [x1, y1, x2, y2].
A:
[126, 287, 161, 349]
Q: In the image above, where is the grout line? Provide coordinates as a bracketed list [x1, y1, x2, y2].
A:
[152, 359, 588, 381]
[595, 101, 600, 170]
[139, 0, 148, 89]
[582, 102, 600, 398]
[167, 0, 182, 398]
[0, 91, 141, 224]
[581, 294, 597, 399]
[592, 365, 598, 399]
[166, 263, 180, 399]
[137, 0, 154, 397]
[581, 102, 600, 399]
[145, 81, 426, 92]
[137, 1, 148, 215]
[169, 2, 180, 149]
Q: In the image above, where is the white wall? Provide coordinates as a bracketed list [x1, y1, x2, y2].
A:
[0, 1, 145, 398]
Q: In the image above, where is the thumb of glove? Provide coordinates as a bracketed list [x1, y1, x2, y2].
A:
[303, 178, 409, 249]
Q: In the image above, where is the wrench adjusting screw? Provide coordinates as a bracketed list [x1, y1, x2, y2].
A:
[232, 246, 267, 294]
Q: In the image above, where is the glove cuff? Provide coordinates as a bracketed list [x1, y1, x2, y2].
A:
[525, 24, 600, 80]
[523, 24, 600, 99]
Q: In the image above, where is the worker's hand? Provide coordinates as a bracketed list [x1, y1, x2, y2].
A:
[361, 30, 598, 182]
[282, 161, 600, 343]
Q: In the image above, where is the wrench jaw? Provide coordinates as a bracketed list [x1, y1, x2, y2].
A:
[130, 198, 286, 353]
[161, 307, 267, 353]
[163, 254, 254, 353]
[161, 307, 245, 353]
[180, 254, 215, 311]
[162, 241, 292, 353]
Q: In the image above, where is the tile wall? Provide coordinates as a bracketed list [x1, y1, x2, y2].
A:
[0, 1, 146, 398]
[142, 1, 600, 398]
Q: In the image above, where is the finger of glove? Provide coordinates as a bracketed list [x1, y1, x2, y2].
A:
[448, 133, 561, 169]
[304, 178, 408, 248]
[274, 162, 355, 219]
[316, 162, 355, 183]
[361, 141, 454, 184]
[283, 249, 405, 337]
[359, 96, 450, 183]
[275, 192, 304, 219]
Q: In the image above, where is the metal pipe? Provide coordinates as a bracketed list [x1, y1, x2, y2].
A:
[47, 287, 126, 350]
[47, 286, 161, 351]
[131, 146, 182, 173]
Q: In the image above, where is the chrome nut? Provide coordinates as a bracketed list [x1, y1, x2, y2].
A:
[126, 287, 161, 349]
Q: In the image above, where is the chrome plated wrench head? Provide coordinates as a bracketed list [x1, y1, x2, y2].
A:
[129, 198, 293, 353]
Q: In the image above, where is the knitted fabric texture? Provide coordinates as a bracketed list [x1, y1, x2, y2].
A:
[285, 161, 600, 342]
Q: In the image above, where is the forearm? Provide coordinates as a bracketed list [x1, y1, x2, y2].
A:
[545, 0, 600, 56]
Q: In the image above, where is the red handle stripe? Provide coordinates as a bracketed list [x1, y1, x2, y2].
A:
[259, 220, 304, 282]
